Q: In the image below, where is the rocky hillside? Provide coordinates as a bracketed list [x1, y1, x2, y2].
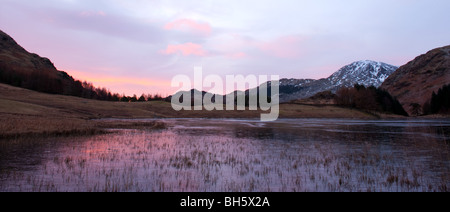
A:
[0, 29, 125, 101]
[381, 45, 450, 115]
[0, 29, 83, 95]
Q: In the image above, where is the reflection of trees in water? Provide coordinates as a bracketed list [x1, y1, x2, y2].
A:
[0, 137, 90, 174]
[432, 126, 450, 145]
[0, 138, 51, 173]
[401, 125, 450, 146]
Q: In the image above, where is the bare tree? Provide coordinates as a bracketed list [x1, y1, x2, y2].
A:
[409, 103, 422, 116]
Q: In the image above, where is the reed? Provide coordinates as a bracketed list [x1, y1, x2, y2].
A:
[0, 125, 447, 192]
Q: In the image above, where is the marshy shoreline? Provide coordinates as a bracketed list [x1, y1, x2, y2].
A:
[2, 115, 448, 140]
[1, 83, 449, 192]
[0, 82, 413, 140]
[1, 118, 448, 192]
[0, 116, 167, 140]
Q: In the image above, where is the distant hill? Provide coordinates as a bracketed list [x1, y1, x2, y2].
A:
[168, 89, 220, 105]
[169, 60, 398, 106]
[381, 45, 450, 116]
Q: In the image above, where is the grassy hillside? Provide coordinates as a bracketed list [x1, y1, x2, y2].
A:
[0, 83, 377, 138]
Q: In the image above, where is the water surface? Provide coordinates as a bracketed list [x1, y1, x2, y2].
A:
[0, 119, 449, 191]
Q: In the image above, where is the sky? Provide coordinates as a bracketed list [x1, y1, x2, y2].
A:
[1, 0, 449, 96]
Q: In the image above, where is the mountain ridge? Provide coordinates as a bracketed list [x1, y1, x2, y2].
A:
[277, 60, 398, 102]
[381, 45, 450, 115]
[0, 29, 122, 101]
[168, 60, 398, 105]
[0, 30, 64, 76]
[0, 29, 78, 94]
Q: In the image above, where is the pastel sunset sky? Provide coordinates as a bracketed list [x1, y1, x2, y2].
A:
[1, 0, 449, 96]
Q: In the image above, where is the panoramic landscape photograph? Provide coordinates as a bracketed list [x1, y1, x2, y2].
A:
[0, 0, 449, 193]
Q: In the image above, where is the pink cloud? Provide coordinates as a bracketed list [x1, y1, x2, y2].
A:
[164, 19, 212, 35]
[161, 43, 207, 56]
[256, 35, 305, 59]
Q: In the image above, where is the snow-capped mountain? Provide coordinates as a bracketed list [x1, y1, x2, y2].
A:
[277, 60, 398, 102]
[167, 60, 398, 104]
[328, 60, 397, 88]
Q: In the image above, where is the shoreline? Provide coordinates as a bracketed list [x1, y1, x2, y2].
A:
[2, 115, 449, 140]
[1, 83, 448, 139]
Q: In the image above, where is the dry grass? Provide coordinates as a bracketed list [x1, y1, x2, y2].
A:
[95, 120, 167, 130]
[0, 114, 167, 139]
[278, 103, 376, 119]
[0, 83, 377, 119]
[0, 114, 95, 138]
[0, 83, 378, 138]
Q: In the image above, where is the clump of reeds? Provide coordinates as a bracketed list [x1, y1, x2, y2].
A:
[0, 122, 448, 192]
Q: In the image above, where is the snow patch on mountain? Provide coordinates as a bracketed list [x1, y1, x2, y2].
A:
[329, 60, 396, 88]
[278, 60, 398, 102]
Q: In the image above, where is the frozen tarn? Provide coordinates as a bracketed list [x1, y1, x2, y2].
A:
[1, 118, 448, 192]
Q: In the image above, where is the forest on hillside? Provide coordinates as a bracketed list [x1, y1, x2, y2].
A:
[0, 68, 163, 102]
[334, 84, 408, 116]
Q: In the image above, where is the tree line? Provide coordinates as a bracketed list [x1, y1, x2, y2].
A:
[120, 94, 164, 102]
[334, 84, 408, 116]
[0, 68, 164, 102]
[423, 84, 450, 115]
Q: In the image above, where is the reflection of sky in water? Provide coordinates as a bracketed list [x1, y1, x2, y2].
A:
[0, 119, 449, 192]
